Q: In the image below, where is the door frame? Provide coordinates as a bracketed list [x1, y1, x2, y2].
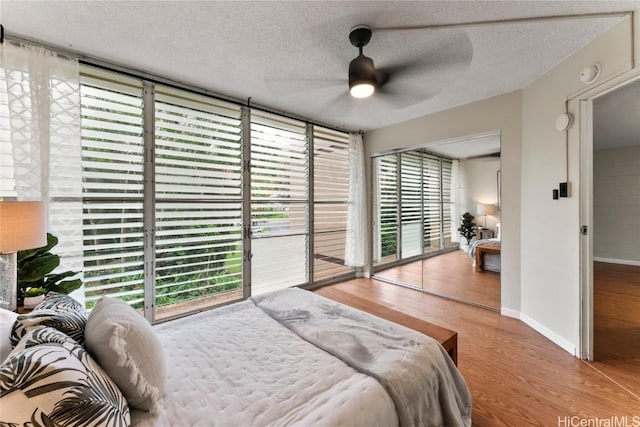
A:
[579, 68, 640, 360]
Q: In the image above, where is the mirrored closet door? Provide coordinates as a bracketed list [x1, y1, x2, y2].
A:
[372, 135, 501, 311]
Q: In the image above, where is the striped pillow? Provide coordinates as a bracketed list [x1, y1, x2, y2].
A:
[34, 292, 85, 313]
[10, 308, 87, 347]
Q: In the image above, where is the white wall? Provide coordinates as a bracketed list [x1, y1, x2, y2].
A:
[593, 146, 640, 264]
[520, 17, 633, 354]
[459, 157, 501, 231]
[364, 90, 522, 312]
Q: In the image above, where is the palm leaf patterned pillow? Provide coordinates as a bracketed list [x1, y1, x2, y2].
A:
[10, 308, 87, 347]
[34, 292, 85, 313]
[0, 326, 130, 427]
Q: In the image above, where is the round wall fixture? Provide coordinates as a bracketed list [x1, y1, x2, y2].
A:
[555, 113, 574, 131]
[579, 63, 601, 84]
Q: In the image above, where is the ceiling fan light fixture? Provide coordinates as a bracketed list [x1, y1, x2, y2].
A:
[350, 81, 375, 98]
[349, 54, 377, 98]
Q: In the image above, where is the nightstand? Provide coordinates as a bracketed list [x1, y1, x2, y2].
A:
[477, 228, 495, 240]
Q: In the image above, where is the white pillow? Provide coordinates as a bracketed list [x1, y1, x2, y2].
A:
[85, 297, 166, 414]
[0, 308, 18, 362]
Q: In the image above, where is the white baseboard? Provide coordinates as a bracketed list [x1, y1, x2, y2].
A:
[500, 307, 521, 319]
[594, 257, 640, 266]
[520, 313, 577, 356]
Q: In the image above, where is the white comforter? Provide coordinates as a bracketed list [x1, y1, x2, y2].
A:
[131, 299, 398, 427]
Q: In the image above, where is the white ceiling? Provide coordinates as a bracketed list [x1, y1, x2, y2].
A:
[593, 79, 640, 150]
[423, 134, 500, 159]
[2, 1, 640, 132]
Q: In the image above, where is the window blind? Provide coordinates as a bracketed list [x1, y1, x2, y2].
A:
[154, 86, 243, 318]
[79, 66, 354, 318]
[80, 68, 145, 309]
[313, 126, 352, 280]
[400, 152, 422, 259]
[376, 155, 399, 263]
[423, 154, 443, 252]
[250, 110, 309, 295]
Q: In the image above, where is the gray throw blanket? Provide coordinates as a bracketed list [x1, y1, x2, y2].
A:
[251, 288, 472, 427]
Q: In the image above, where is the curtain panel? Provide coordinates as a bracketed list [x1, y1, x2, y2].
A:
[0, 42, 83, 294]
[345, 133, 366, 268]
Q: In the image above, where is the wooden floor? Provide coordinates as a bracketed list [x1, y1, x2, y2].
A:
[375, 250, 501, 310]
[593, 262, 640, 399]
[317, 278, 640, 426]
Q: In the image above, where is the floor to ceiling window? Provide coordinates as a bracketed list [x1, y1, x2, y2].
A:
[250, 112, 309, 295]
[81, 69, 146, 312]
[153, 86, 243, 320]
[312, 127, 352, 281]
[77, 66, 353, 321]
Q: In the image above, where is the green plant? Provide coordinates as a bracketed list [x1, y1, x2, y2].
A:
[17, 233, 82, 306]
[381, 231, 397, 257]
[457, 212, 477, 245]
[24, 287, 45, 297]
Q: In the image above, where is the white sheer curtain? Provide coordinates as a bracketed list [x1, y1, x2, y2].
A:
[450, 159, 460, 243]
[372, 157, 382, 263]
[345, 133, 366, 267]
[1, 42, 83, 292]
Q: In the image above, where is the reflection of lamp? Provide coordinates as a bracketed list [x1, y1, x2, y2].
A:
[477, 203, 495, 229]
[0, 201, 46, 311]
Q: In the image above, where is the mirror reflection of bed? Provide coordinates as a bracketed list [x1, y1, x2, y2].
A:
[372, 134, 501, 311]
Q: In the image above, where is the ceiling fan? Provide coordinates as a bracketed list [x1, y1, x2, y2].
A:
[347, 25, 388, 98]
[344, 11, 628, 100]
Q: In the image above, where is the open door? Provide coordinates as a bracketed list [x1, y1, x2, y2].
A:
[580, 71, 640, 362]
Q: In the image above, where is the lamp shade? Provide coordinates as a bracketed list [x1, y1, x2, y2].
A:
[477, 203, 496, 216]
[0, 201, 46, 253]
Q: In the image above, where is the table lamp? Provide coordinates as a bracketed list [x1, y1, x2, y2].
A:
[476, 203, 495, 229]
[0, 201, 46, 311]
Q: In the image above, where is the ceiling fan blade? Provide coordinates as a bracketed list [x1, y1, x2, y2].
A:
[376, 60, 414, 84]
[377, 29, 473, 81]
[368, 28, 473, 109]
[374, 69, 389, 87]
[376, 84, 436, 109]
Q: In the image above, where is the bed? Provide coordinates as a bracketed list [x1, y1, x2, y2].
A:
[2, 289, 472, 427]
[468, 238, 501, 272]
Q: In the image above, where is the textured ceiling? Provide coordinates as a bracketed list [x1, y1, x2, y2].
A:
[424, 134, 501, 159]
[2, 1, 640, 131]
[593, 79, 640, 150]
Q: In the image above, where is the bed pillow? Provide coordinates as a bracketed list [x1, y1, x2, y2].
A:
[10, 308, 87, 347]
[34, 291, 85, 313]
[0, 325, 130, 426]
[85, 297, 166, 414]
[0, 308, 18, 362]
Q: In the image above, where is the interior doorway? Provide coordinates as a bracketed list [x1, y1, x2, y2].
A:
[583, 76, 640, 397]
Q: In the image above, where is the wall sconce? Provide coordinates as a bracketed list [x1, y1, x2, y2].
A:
[0, 201, 46, 311]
